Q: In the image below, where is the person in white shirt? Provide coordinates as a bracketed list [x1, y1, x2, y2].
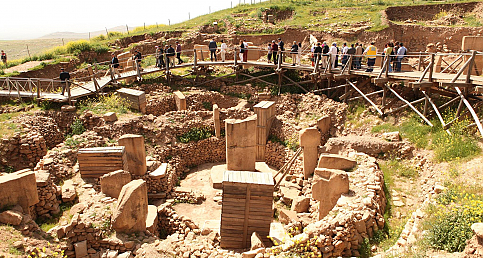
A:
[329, 43, 338, 69]
[341, 43, 349, 66]
[395, 42, 407, 72]
[220, 40, 227, 62]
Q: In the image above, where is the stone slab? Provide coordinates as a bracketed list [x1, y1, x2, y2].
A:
[0, 169, 39, 213]
[149, 163, 167, 179]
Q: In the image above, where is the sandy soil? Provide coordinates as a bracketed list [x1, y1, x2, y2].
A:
[4, 61, 51, 73]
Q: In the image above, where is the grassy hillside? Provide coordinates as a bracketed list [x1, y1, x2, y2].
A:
[0, 38, 79, 61]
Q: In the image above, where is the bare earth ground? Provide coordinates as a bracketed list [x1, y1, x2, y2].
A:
[4, 61, 50, 73]
[173, 162, 223, 232]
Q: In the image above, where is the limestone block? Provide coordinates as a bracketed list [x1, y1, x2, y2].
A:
[251, 232, 266, 250]
[149, 163, 167, 179]
[462, 36, 483, 51]
[194, 44, 210, 61]
[111, 179, 148, 233]
[61, 180, 77, 202]
[213, 104, 220, 138]
[280, 186, 300, 206]
[291, 196, 310, 213]
[471, 223, 483, 239]
[0, 210, 23, 225]
[146, 205, 158, 234]
[382, 131, 401, 142]
[61, 105, 76, 112]
[242, 248, 265, 258]
[317, 116, 331, 135]
[312, 169, 349, 220]
[103, 112, 118, 122]
[35, 170, 50, 187]
[300, 127, 321, 179]
[74, 240, 88, 258]
[173, 91, 187, 111]
[324, 136, 407, 156]
[279, 209, 298, 225]
[118, 134, 147, 176]
[0, 169, 39, 213]
[225, 115, 257, 171]
[317, 154, 356, 171]
[100, 170, 132, 199]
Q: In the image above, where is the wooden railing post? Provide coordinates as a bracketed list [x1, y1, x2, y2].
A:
[328, 55, 332, 73]
[429, 53, 435, 82]
[234, 47, 238, 66]
[384, 56, 389, 78]
[36, 79, 40, 104]
[67, 80, 72, 105]
[347, 55, 353, 74]
[466, 50, 477, 83]
[418, 52, 422, 71]
[193, 50, 198, 68]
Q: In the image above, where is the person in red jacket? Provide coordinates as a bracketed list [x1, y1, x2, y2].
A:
[271, 40, 279, 65]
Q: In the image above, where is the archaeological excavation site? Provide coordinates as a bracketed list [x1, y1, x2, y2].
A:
[3, 1, 483, 258]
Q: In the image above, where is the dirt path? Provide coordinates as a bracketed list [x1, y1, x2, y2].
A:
[4, 61, 51, 73]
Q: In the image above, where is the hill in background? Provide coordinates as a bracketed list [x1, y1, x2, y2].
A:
[38, 25, 136, 39]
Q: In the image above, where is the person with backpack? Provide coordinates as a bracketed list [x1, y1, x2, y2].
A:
[239, 40, 245, 62]
[355, 43, 363, 69]
[166, 45, 175, 67]
[383, 42, 393, 73]
[59, 68, 70, 96]
[363, 42, 377, 72]
[395, 42, 407, 72]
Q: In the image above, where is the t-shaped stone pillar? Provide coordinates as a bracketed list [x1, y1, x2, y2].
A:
[225, 115, 257, 171]
[299, 127, 321, 179]
[312, 168, 349, 220]
[213, 104, 220, 138]
[118, 134, 146, 176]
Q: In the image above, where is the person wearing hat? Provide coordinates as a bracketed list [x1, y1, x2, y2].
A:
[133, 50, 142, 72]
[111, 53, 121, 78]
[176, 42, 183, 65]
[59, 68, 70, 96]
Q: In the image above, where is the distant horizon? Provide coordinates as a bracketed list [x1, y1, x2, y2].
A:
[2, 0, 267, 40]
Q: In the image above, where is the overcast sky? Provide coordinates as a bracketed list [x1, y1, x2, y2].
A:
[1, 0, 264, 40]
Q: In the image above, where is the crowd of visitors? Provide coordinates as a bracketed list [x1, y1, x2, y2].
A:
[106, 39, 408, 74]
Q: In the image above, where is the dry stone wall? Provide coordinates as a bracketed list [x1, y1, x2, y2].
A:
[32, 171, 61, 220]
[0, 131, 47, 171]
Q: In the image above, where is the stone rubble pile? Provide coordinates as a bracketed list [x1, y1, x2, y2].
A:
[32, 171, 61, 220]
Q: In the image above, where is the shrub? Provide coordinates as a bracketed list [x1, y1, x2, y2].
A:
[177, 127, 212, 143]
[425, 186, 483, 252]
[70, 119, 86, 136]
[202, 102, 213, 110]
[78, 93, 131, 115]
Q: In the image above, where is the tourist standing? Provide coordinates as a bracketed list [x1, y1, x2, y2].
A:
[155, 46, 161, 68]
[271, 40, 279, 65]
[267, 43, 273, 63]
[220, 40, 227, 62]
[363, 42, 377, 72]
[239, 40, 245, 62]
[290, 41, 298, 66]
[111, 53, 121, 78]
[166, 45, 175, 67]
[59, 68, 70, 96]
[347, 44, 356, 68]
[1, 50, 7, 66]
[393, 41, 400, 70]
[396, 42, 407, 72]
[341, 43, 349, 66]
[329, 43, 338, 69]
[209, 39, 217, 62]
[322, 41, 329, 67]
[157, 45, 165, 68]
[383, 42, 393, 73]
[278, 38, 285, 64]
[355, 43, 363, 69]
[314, 42, 323, 66]
[133, 50, 142, 71]
[176, 42, 183, 65]
[243, 39, 248, 62]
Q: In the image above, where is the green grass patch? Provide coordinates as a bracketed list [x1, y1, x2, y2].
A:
[177, 127, 212, 143]
[77, 93, 131, 115]
[380, 159, 419, 179]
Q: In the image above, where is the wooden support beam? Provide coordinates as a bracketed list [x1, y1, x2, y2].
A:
[409, 82, 435, 88]
[238, 72, 278, 87]
[312, 83, 348, 93]
[441, 55, 462, 73]
[347, 80, 383, 116]
[429, 53, 435, 82]
[421, 89, 447, 130]
[385, 84, 433, 126]
[439, 82, 474, 88]
[372, 78, 389, 84]
[454, 86, 483, 137]
[347, 90, 383, 102]
[282, 74, 309, 93]
[386, 97, 426, 114]
[466, 51, 477, 84]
